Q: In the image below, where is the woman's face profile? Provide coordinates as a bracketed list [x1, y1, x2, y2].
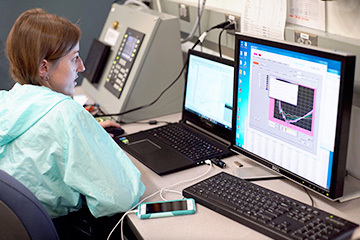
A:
[46, 42, 85, 96]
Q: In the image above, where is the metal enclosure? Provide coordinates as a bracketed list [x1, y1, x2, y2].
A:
[81, 3, 184, 122]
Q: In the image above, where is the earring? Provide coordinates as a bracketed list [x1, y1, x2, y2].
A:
[46, 76, 50, 81]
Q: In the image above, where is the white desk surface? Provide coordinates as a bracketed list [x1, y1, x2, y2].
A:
[118, 112, 360, 240]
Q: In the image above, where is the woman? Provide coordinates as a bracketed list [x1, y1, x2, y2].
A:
[0, 8, 145, 238]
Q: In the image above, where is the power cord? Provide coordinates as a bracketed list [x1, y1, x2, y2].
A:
[197, 0, 203, 50]
[107, 160, 213, 240]
[303, 187, 315, 207]
[192, 20, 232, 49]
[159, 159, 213, 201]
[107, 190, 159, 240]
[95, 20, 233, 118]
[107, 209, 138, 240]
[218, 22, 236, 58]
[95, 56, 187, 118]
[155, 0, 162, 12]
[181, 0, 207, 44]
[123, 0, 150, 9]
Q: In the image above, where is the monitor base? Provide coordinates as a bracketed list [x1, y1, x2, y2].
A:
[233, 166, 282, 181]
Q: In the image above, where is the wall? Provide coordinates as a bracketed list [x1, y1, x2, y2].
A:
[159, 0, 360, 94]
[0, 0, 115, 90]
[170, 0, 360, 40]
[2, 0, 360, 91]
[163, 0, 239, 12]
[327, 0, 360, 39]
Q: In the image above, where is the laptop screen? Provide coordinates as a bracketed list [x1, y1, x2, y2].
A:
[183, 50, 234, 136]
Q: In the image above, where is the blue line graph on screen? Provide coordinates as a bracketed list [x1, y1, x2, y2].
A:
[278, 101, 313, 124]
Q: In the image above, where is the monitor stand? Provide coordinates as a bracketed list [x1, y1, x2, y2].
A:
[233, 165, 282, 181]
[338, 174, 360, 202]
[341, 104, 360, 202]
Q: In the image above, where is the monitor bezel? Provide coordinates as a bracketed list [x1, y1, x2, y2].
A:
[231, 33, 356, 200]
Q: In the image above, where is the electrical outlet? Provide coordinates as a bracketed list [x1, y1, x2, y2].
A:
[294, 31, 318, 46]
[179, 3, 190, 22]
[225, 14, 240, 35]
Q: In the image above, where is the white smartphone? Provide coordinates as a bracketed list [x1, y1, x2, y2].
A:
[137, 198, 196, 219]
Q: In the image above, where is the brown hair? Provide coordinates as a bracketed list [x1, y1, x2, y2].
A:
[6, 8, 81, 85]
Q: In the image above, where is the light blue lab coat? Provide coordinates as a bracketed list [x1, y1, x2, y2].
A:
[0, 83, 145, 218]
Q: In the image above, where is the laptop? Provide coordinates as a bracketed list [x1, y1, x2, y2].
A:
[115, 49, 235, 175]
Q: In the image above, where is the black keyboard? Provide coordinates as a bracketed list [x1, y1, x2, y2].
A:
[183, 172, 358, 240]
[149, 124, 223, 160]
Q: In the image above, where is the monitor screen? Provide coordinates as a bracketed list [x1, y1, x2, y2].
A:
[183, 49, 234, 142]
[184, 52, 233, 130]
[232, 33, 355, 200]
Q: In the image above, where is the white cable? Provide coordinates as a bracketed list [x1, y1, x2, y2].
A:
[156, 0, 162, 12]
[107, 190, 160, 240]
[124, 0, 150, 9]
[198, 31, 208, 43]
[181, 0, 207, 44]
[107, 160, 213, 239]
[159, 160, 212, 201]
[159, 189, 183, 201]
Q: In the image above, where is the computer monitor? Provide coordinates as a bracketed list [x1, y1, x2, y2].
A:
[232, 33, 356, 200]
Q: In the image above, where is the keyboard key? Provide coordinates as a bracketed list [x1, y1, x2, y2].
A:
[149, 124, 223, 160]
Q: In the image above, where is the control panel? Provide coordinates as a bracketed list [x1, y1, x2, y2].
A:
[105, 28, 144, 98]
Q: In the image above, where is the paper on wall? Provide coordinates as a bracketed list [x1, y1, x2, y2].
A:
[287, 0, 325, 31]
[241, 0, 287, 40]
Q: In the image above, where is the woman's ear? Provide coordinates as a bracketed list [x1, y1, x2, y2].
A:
[39, 59, 49, 79]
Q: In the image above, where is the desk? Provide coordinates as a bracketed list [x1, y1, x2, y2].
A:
[118, 113, 360, 240]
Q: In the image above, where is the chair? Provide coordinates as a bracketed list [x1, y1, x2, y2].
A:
[0, 169, 59, 240]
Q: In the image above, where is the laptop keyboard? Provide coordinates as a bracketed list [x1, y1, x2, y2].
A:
[149, 124, 223, 160]
[183, 172, 358, 240]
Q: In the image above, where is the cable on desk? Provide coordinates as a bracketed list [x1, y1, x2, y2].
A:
[107, 190, 160, 240]
[107, 160, 213, 240]
[159, 159, 213, 201]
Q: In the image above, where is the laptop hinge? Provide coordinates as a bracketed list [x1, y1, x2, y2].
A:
[183, 120, 231, 148]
